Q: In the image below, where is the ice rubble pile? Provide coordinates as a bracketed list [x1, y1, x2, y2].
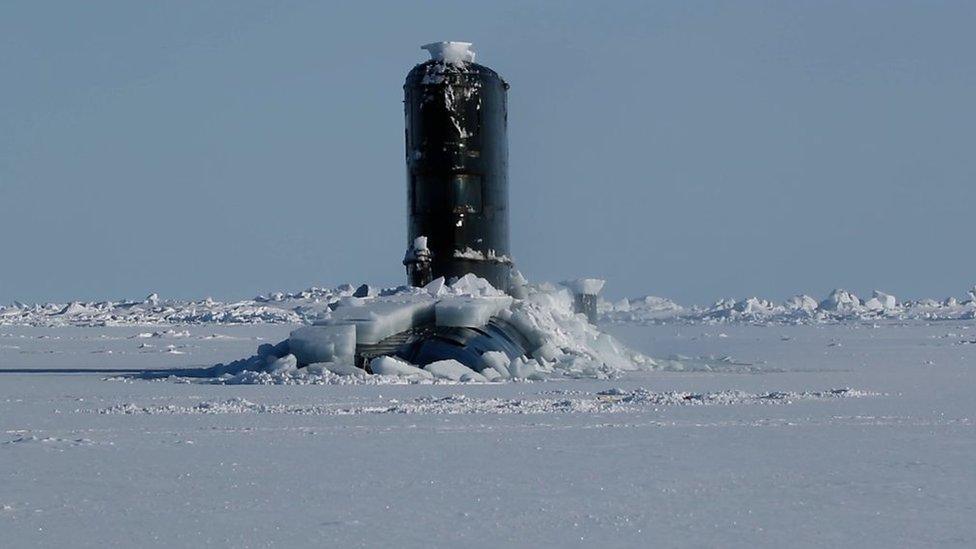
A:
[7, 285, 976, 328]
[602, 288, 976, 324]
[0, 287, 350, 327]
[202, 275, 652, 385]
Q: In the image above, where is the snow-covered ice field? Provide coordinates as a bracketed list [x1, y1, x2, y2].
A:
[2, 320, 974, 547]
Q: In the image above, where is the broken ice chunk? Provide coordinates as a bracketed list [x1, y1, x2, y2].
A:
[322, 297, 435, 345]
[369, 355, 433, 378]
[508, 356, 546, 380]
[424, 277, 447, 297]
[529, 341, 559, 363]
[479, 367, 503, 381]
[481, 350, 512, 378]
[448, 273, 504, 296]
[306, 361, 366, 377]
[562, 278, 606, 296]
[864, 290, 897, 311]
[435, 296, 513, 328]
[820, 289, 863, 313]
[459, 371, 488, 382]
[266, 354, 298, 374]
[424, 359, 483, 381]
[785, 295, 819, 313]
[288, 325, 356, 365]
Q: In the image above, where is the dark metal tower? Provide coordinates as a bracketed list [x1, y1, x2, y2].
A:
[403, 42, 512, 290]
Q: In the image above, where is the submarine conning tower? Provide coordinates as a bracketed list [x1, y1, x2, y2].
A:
[404, 42, 512, 291]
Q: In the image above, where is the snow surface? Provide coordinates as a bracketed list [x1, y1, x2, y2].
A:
[2, 319, 975, 546]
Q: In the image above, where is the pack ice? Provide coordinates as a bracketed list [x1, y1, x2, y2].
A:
[602, 287, 976, 324]
[8, 284, 976, 329]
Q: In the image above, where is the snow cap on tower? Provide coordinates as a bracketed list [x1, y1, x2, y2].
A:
[421, 41, 476, 64]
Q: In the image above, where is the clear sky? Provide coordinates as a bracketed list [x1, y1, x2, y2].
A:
[2, 1, 974, 305]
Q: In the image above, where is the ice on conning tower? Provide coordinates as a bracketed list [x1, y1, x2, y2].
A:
[421, 41, 476, 64]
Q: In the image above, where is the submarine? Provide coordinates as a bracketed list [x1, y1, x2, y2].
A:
[182, 43, 614, 382]
[392, 42, 527, 369]
[283, 43, 603, 375]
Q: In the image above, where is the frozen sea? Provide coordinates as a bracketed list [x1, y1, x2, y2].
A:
[2, 321, 974, 547]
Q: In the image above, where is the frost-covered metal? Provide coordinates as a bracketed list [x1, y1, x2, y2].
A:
[404, 42, 512, 289]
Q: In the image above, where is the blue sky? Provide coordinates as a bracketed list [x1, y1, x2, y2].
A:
[2, 1, 974, 304]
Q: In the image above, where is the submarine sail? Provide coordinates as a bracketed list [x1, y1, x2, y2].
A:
[403, 42, 512, 290]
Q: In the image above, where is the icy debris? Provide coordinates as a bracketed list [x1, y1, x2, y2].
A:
[369, 356, 433, 378]
[562, 278, 606, 296]
[479, 367, 503, 381]
[595, 387, 875, 407]
[306, 361, 366, 378]
[819, 289, 863, 313]
[92, 387, 876, 416]
[95, 397, 271, 415]
[58, 302, 91, 316]
[424, 359, 486, 382]
[266, 354, 298, 374]
[24, 281, 962, 328]
[435, 295, 513, 327]
[601, 295, 684, 322]
[288, 325, 356, 364]
[734, 297, 777, 316]
[601, 286, 976, 324]
[129, 329, 190, 339]
[863, 290, 897, 312]
[321, 297, 435, 345]
[507, 285, 653, 378]
[506, 356, 547, 380]
[785, 295, 819, 314]
[0, 287, 348, 327]
[508, 269, 529, 300]
[423, 277, 447, 297]
[444, 273, 507, 297]
[481, 351, 512, 379]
